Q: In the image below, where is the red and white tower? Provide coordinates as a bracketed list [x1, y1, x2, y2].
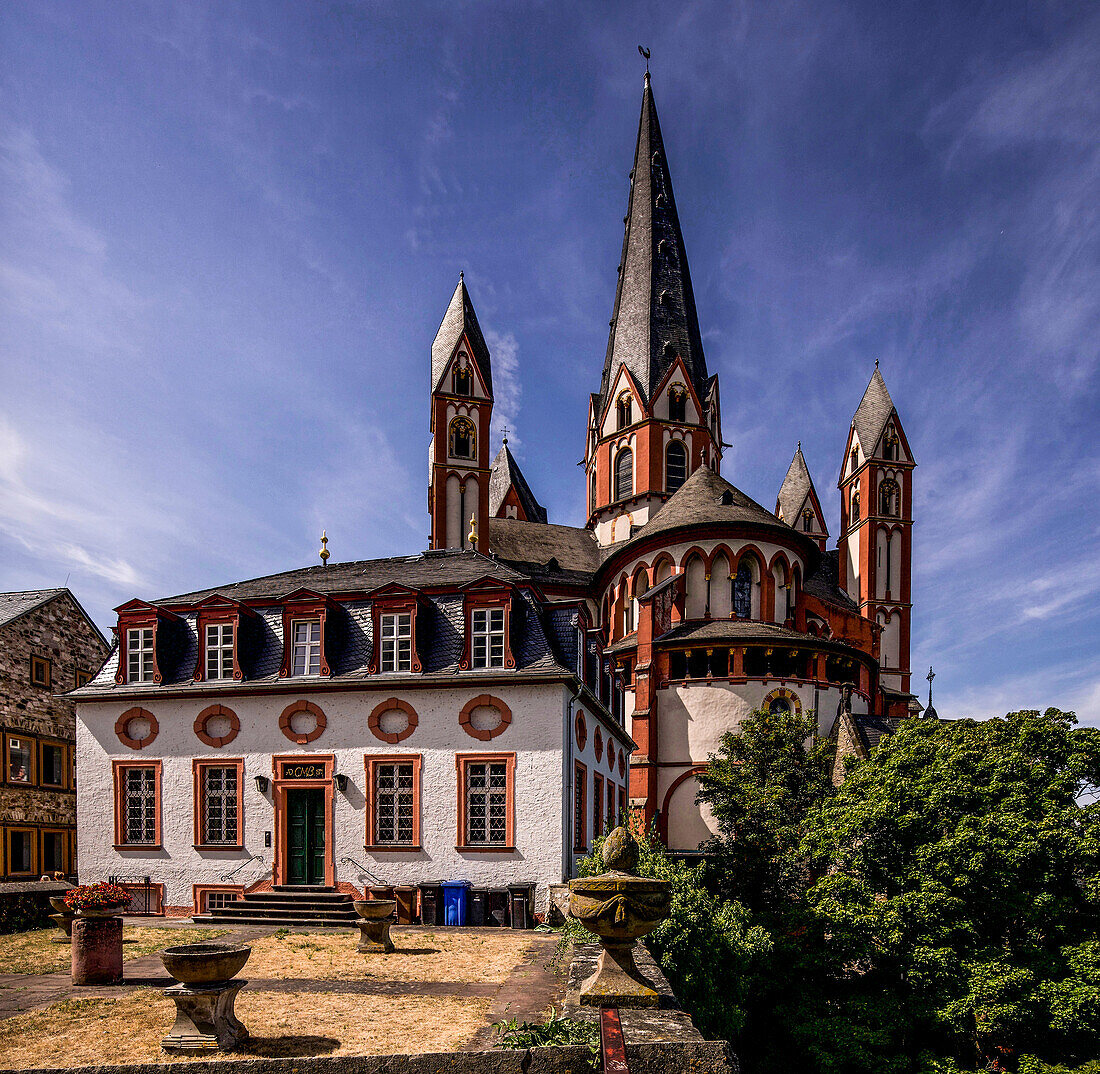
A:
[838, 364, 916, 694]
[428, 276, 494, 551]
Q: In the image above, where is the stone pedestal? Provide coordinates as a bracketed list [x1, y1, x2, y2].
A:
[161, 980, 249, 1054]
[580, 939, 659, 1007]
[356, 917, 394, 953]
[71, 916, 123, 985]
[49, 912, 76, 943]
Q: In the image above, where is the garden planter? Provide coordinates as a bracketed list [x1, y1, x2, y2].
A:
[48, 895, 75, 944]
[353, 898, 397, 953]
[71, 916, 123, 985]
[160, 943, 252, 1053]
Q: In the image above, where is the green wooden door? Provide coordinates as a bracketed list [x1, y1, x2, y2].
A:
[286, 788, 325, 885]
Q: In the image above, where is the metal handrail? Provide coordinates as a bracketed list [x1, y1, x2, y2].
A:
[338, 856, 385, 886]
[219, 855, 265, 882]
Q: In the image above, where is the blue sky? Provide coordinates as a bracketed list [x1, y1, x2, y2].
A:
[2, 1, 1098, 724]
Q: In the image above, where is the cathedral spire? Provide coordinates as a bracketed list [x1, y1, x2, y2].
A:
[599, 75, 709, 409]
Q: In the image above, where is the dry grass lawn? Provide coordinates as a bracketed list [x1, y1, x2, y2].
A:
[0, 927, 228, 976]
[0, 988, 489, 1068]
[245, 927, 534, 983]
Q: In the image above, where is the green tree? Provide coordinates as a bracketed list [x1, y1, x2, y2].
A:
[801, 708, 1100, 1071]
[696, 706, 834, 913]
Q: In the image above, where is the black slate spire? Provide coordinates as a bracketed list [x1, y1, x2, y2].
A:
[599, 73, 709, 409]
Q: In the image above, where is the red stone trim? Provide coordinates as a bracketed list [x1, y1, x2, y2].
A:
[192, 758, 245, 849]
[194, 704, 240, 747]
[458, 694, 512, 742]
[455, 751, 516, 852]
[459, 583, 516, 671]
[116, 881, 165, 915]
[112, 759, 162, 848]
[271, 752, 335, 888]
[368, 591, 424, 675]
[364, 753, 422, 850]
[574, 710, 588, 751]
[278, 591, 334, 678]
[618, 748, 627, 778]
[192, 598, 255, 683]
[593, 726, 604, 763]
[115, 707, 159, 750]
[573, 760, 588, 851]
[368, 698, 418, 745]
[762, 686, 803, 716]
[192, 884, 244, 916]
[279, 699, 327, 744]
[593, 772, 604, 840]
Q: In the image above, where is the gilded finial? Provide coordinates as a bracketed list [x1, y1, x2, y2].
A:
[319, 530, 330, 565]
[467, 513, 478, 551]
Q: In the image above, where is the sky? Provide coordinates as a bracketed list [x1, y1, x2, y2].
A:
[1, 1, 1098, 725]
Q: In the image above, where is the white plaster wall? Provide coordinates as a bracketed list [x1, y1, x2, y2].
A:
[661, 768, 719, 851]
[567, 700, 630, 877]
[75, 683, 607, 914]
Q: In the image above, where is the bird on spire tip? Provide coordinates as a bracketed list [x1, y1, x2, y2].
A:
[638, 45, 650, 77]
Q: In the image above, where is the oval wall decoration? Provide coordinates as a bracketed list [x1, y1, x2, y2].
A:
[369, 697, 418, 745]
[194, 704, 240, 747]
[593, 727, 603, 763]
[575, 711, 588, 751]
[115, 707, 159, 750]
[619, 749, 627, 777]
[459, 694, 512, 742]
[279, 699, 327, 745]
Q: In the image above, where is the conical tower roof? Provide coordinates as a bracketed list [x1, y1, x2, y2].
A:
[851, 366, 895, 452]
[776, 444, 814, 523]
[599, 74, 708, 409]
[431, 276, 492, 395]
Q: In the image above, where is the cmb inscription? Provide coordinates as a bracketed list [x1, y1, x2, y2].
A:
[280, 762, 325, 780]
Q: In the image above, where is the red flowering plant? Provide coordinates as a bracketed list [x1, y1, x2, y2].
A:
[62, 881, 131, 913]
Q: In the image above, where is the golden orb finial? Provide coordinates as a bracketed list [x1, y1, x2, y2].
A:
[319, 530, 330, 565]
[467, 513, 478, 551]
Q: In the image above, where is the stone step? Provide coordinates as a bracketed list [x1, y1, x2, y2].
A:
[203, 914, 359, 929]
[215, 903, 360, 919]
[240, 891, 356, 905]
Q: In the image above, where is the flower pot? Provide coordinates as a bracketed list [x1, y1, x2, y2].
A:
[78, 904, 127, 918]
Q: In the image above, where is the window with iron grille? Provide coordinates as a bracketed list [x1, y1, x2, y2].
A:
[123, 767, 157, 844]
[573, 763, 586, 850]
[607, 782, 617, 832]
[471, 608, 505, 669]
[380, 613, 412, 673]
[206, 623, 234, 680]
[291, 619, 321, 676]
[593, 774, 604, 838]
[201, 766, 239, 845]
[374, 762, 415, 844]
[464, 761, 507, 845]
[128, 627, 154, 682]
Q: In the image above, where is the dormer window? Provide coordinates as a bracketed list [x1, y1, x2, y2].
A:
[205, 624, 234, 680]
[128, 628, 154, 683]
[380, 613, 412, 673]
[450, 417, 476, 460]
[291, 620, 321, 676]
[453, 365, 472, 396]
[668, 388, 687, 423]
[616, 393, 632, 430]
[471, 608, 506, 669]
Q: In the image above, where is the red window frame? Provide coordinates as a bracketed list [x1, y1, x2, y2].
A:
[114, 599, 179, 685]
[455, 752, 516, 853]
[459, 580, 516, 671]
[192, 759, 245, 849]
[368, 585, 423, 674]
[278, 590, 335, 678]
[112, 759, 163, 849]
[193, 597, 255, 683]
[364, 753, 422, 851]
[573, 760, 588, 852]
[593, 773, 604, 840]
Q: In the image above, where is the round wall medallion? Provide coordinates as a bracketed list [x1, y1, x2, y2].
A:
[369, 698, 418, 744]
[575, 711, 588, 751]
[115, 707, 159, 750]
[619, 749, 627, 777]
[593, 727, 603, 762]
[194, 704, 240, 747]
[279, 699, 327, 745]
[459, 694, 512, 742]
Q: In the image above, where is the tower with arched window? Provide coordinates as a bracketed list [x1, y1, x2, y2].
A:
[428, 276, 494, 551]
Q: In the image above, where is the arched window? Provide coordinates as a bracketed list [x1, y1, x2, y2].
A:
[733, 561, 753, 620]
[850, 448, 859, 472]
[668, 388, 687, 423]
[453, 365, 471, 396]
[590, 470, 597, 514]
[802, 508, 813, 532]
[617, 393, 633, 430]
[449, 418, 475, 460]
[614, 449, 633, 501]
[666, 441, 688, 493]
[884, 429, 899, 461]
[850, 487, 861, 523]
[879, 479, 899, 517]
[768, 696, 792, 716]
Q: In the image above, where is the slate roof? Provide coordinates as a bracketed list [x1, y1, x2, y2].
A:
[431, 277, 492, 396]
[802, 550, 858, 611]
[776, 445, 823, 529]
[0, 589, 68, 628]
[599, 74, 709, 410]
[854, 712, 902, 749]
[652, 618, 865, 656]
[488, 518, 602, 578]
[851, 366, 895, 453]
[489, 443, 548, 524]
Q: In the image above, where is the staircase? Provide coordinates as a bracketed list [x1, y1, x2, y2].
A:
[199, 886, 361, 928]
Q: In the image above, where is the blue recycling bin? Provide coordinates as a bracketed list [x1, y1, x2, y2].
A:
[442, 880, 471, 926]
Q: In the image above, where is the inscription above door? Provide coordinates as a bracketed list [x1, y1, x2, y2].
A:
[280, 762, 326, 780]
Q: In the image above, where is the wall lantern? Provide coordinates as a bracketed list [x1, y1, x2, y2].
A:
[335, 773, 350, 793]
[254, 775, 270, 793]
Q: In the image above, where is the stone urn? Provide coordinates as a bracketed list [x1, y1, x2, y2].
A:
[568, 826, 671, 1006]
[48, 895, 75, 943]
[159, 943, 252, 1053]
[353, 898, 397, 953]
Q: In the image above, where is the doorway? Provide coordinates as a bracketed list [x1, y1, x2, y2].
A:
[285, 787, 326, 885]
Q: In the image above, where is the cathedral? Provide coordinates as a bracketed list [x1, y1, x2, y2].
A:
[73, 75, 915, 919]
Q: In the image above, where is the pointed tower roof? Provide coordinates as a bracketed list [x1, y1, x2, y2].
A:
[489, 442, 548, 524]
[432, 276, 492, 395]
[599, 74, 708, 410]
[776, 444, 818, 524]
[851, 365, 895, 451]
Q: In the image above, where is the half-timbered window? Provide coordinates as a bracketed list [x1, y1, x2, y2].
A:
[291, 620, 321, 676]
[205, 623, 234, 680]
[128, 627, 154, 682]
[380, 613, 412, 673]
[471, 607, 506, 669]
[373, 762, 415, 845]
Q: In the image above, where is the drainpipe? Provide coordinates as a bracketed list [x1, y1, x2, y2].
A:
[564, 679, 583, 883]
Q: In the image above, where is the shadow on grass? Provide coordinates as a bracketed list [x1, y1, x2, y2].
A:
[390, 947, 441, 955]
[240, 1034, 341, 1057]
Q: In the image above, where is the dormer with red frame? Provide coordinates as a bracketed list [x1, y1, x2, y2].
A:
[278, 589, 340, 679]
[114, 599, 181, 686]
[458, 577, 518, 672]
[367, 583, 426, 675]
[191, 595, 259, 683]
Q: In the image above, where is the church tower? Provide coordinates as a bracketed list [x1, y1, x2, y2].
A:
[585, 73, 722, 547]
[428, 276, 494, 551]
[838, 364, 916, 693]
[776, 443, 829, 552]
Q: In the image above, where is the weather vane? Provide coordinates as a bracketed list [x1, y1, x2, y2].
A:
[638, 45, 650, 74]
[502, 423, 509, 446]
